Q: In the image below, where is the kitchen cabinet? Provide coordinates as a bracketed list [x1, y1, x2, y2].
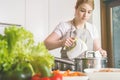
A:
[25, 0, 49, 42]
[0, 0, 25, 26]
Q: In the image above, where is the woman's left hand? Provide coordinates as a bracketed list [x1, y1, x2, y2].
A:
[99, 49, 107, 57]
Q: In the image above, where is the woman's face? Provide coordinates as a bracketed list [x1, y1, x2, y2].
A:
[75, 3, 93, 23]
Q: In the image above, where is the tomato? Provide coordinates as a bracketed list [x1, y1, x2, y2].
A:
[32, 71, 63, 80]
[31, 74, 41, 80]
[40, 77, 50, 80]
[32, 74, 50, 80]
[31, 76, 40, 80]
[50, 73, 63, 80]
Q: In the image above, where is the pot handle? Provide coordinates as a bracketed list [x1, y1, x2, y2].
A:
[85, 51, 95, 58]
[55, 57, 74, 65]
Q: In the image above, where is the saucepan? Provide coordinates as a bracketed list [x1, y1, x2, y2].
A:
[74, 57, 107, 72]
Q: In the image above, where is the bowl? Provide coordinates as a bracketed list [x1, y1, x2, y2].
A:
[84, 68, 120, 80]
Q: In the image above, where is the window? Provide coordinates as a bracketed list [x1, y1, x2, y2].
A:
[101, 0, 120, 68]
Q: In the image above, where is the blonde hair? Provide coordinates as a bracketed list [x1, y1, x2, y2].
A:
[75, 0, 94, 9]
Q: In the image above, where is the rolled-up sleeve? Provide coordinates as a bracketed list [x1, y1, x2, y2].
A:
[53, 22, 70, 39]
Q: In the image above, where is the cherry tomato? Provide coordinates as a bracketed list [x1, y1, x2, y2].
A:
[31, 77, 40, 80]
[31, 74, 41, 80]
[40, 77, 50, 80]
[50, 73, 63, 80]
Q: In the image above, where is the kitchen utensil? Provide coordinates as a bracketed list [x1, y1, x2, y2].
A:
[75, 57, 107, 72]
[75, 51, 107, 72]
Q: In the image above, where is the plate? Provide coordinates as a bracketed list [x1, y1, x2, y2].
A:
[84, 68, 120, 80]
[84, 68, 120, 73]
[63, 76, 88, 80]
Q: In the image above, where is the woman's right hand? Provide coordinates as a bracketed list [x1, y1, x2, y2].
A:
[62, 37, 76, 48]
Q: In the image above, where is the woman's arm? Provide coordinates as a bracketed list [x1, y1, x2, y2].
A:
[44, 32, 64, 50]
[93, 38, 101, 51]
[44, 32, 75, 50]
[93, 38, 107, 57]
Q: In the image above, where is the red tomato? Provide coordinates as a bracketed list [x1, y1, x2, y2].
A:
[50, 73, 63, 80]
[32, 77, 40, 80]
[31, 74, 41, 80]
[40, 77, 50, 80]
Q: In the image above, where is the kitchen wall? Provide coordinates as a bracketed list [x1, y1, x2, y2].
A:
[25, 0, 49, 43]
[0, 0, 25, 26]
[0, 0, 101, 57]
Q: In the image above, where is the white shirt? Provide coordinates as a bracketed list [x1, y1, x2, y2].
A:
[54, 21, 99, 40]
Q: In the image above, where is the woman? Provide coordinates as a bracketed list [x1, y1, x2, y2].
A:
[44, 0, 107, 59]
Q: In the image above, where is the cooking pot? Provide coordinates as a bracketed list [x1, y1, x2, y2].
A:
[74, 51, 107, 72]
[74, 57, 107, 72]
[53, 51, 107, 72]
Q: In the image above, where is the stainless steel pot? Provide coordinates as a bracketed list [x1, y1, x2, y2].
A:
[74, 51, 107, 72]
[74, 57, 107, 72]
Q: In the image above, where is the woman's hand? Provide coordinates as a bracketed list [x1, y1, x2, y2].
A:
[62, 37, 76, 47]
[98, 49, 107, 57]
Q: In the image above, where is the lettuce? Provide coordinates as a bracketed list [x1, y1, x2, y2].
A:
[0, 26, 54, 72]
